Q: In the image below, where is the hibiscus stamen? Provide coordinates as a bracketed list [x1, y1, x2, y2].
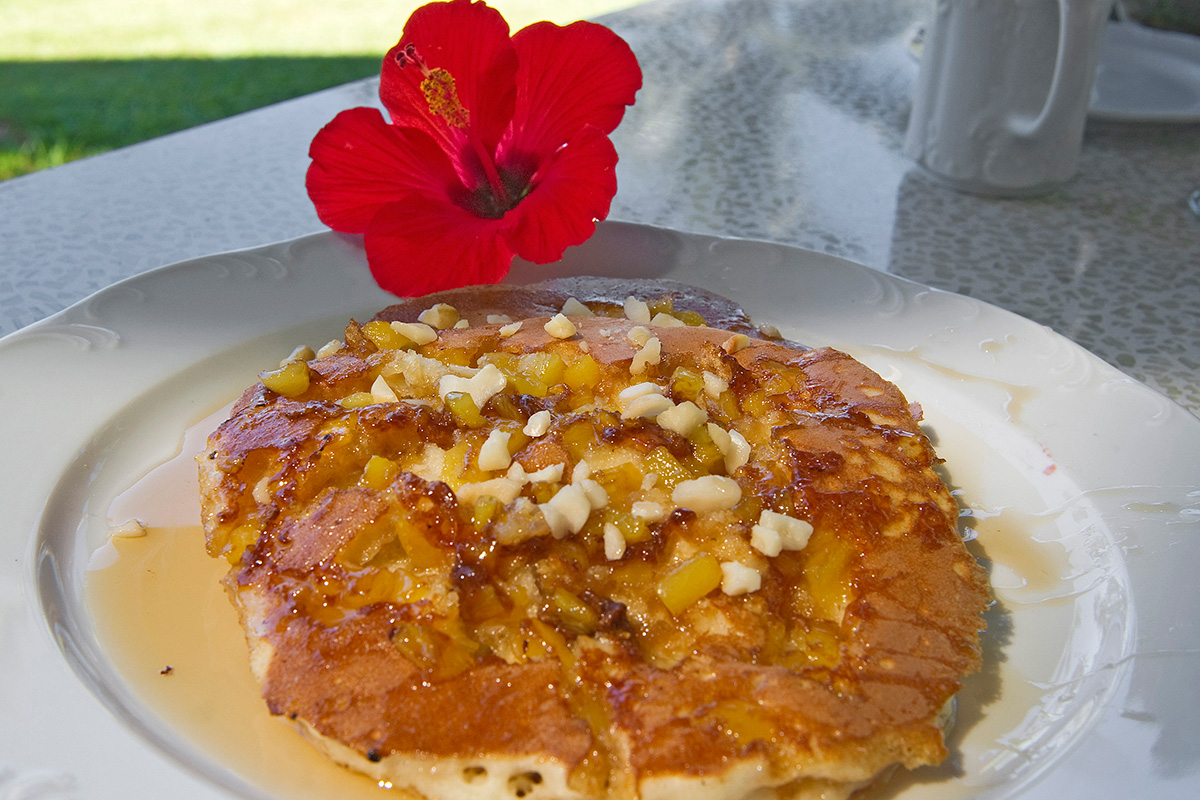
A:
[398, 42, 511, 209]
[396, 45, 469, 128]
[420, 71, 470, 129]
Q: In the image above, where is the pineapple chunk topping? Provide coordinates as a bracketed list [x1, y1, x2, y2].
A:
[259, 360, 310, 397]
[267, 295, 828, 619]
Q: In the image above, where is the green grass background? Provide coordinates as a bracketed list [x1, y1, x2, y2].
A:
[0, 0, 638, 180]
[4, 1, 1196, 181]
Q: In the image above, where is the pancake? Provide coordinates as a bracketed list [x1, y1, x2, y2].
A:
[196, 278, 990, 800]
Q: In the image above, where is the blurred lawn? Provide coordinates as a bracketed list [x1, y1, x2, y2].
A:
[0, 0, 639, 180]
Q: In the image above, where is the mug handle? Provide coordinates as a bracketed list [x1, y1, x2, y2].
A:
[1008, 0, 1109, 139]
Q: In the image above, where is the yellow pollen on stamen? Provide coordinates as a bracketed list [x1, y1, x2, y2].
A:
[421, 69, 469, 128]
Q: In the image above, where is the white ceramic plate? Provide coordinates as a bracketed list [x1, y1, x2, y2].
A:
[1091, 22, 1200, 122]
[1, 224, 1198, 800]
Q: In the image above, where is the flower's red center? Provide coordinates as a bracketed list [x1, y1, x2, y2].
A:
[397, 44, 518, 217]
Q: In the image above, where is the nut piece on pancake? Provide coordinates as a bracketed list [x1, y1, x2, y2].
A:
[197, 278, 990, 800]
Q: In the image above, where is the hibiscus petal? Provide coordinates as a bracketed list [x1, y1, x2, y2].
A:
[380, 0, 518, 157]
[503, 125, 619, 265]
[364, 195, 515, 296]
[306, 107, 462, 233]
[504, 20, 641, 161]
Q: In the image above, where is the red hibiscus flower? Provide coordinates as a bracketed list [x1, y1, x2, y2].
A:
[305, 0, 642, 295]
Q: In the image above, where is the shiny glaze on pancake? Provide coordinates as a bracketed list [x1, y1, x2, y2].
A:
[197, 280, 990, 800]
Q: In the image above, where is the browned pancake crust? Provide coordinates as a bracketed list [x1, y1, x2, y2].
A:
[371, 277, 764, 336]
[197, 280, 989, 799]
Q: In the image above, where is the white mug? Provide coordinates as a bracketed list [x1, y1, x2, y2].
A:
[904, 0, 1112, 197]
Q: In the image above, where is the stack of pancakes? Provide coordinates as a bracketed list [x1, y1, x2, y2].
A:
[197, 278, 990, 800]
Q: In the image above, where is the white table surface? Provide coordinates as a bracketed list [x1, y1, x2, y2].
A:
[1, 1, 1199, 798]
[2, 0, 1198, 414]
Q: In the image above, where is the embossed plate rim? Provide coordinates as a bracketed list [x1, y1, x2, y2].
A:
[1, 223, 1197, 800]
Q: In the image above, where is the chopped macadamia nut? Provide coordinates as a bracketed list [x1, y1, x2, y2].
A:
[279, 345, 315, 367]
[561, 297, 594, 316]
[407, 444, 446, 483]
[453, 319, 470, 329]
[316, 339, 343, 359]
[650, 312, 685, 327]
[657, 400, 707, 436]
[720, 561, 762, 596]
[109, 519, 147, 539]
[630, 336, 661, 375]
[621, 392, 674, 420]
[757, 323, 781, 339]
[624, 296, 651, 325]
[626, 326, 653, 347]
[672, 475, 742, 512]
[371, 375, 399, 403]
[619, 381, 662, 403]
[578, 478, 609, 509]
[604, 522, 626, 561]
[523, 410, 552, 437]
[508, 462, 565, 484]
[438, 363, 507, 410]
[477, 429, 513, 471]
[544, 313, 577, 339]
[702, 371, 729, 399]
[487, 314, 512, 324]
[499, 320, 523, 338]
[418, 303, 460, 330]
[253, 476, 272, 505]
[707, 422, 751, 473]
[389, 321, 438, 346]
[631, 501, 668, 522]
[751, 510, 814, 556]
[750, 525, 782, 557]
[384, 350, 475, 398]
[540, 484, 593, 539]
[725, 429, 751, 472]
[722, 333, 752, 354]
